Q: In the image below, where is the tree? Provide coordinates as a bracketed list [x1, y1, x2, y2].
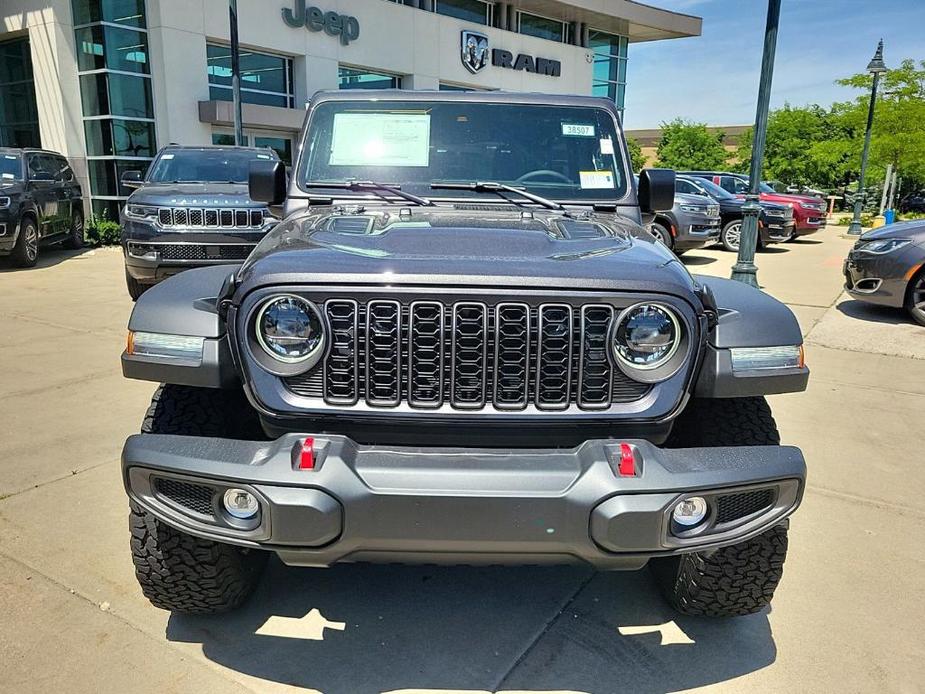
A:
[625, 137, 647, 173]
[655, 119, 729, 170]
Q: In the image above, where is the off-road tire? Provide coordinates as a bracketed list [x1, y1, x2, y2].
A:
[649, 221, 673, 249]
[129, 502, 267, 614]
[141, 383, 264, 439]
[125, 269, 147, 301]
[666, 396, 780, 448]
[651, 524, 789, 617]
[131, 384, 268, 613]
[10, 216, 39, 267]
[654, 396, 786, 616]
[63, 210, 84, 249]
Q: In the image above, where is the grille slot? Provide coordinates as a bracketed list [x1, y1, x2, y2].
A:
[289, 300, 653, 412]
[154, 478, 215, 518]
[715, 489, 775, 524]
[157, 244, 255, 261]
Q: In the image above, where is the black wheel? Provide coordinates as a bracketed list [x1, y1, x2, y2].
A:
[720, 220, 742, 252]
[650, 525, 789, 617]
[11, 217, 39, 267]
[125, 268, 148, 301]
[63, 209, 84, 249]
[653, 396, 788, 616]
[129, 501, 267, 614]
[905, 268, 925, 327]
[649, 221, 673, 249]
[130, 384, 268, 613]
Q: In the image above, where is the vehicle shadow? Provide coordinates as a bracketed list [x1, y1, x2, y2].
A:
[678, 254, 717, 266]
[788, 238, 823, 245]
[0, 246, 93, 273]
[758, 245, 789, 254]
[837, 297, 915, 326]
[166, 559, 777, 694]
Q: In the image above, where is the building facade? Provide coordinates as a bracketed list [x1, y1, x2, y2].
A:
[1, 0, 700, 217]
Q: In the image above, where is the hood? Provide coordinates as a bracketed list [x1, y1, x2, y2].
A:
[762, 192, 824, 205]
[235, 206, 698, 298]
[0, 180, 24, 194]
[860, 219, 925, 241]
[127, 182, 257, 207]
[675, 193, 713, 206]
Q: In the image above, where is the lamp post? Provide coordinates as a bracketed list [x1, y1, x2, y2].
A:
[847, 40, 887, 236]
[731, 0, 780, 287]
[229, 0, 244, 146]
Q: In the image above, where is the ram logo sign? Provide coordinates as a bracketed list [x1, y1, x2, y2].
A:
[459, 30, 561, 77]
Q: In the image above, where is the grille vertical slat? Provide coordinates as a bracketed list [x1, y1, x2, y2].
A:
[324, 300, 359, 404]
[536, 305, 573, 409]
[578, 305, 615, 409]
[365, 300, 401, 406]
[493, 303, 530, 409]
[409, 301, 445, 408]
[157, 207, 264, 228]
[451, 303, 488, 408]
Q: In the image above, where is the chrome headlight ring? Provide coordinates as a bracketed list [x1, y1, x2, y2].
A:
[249, 294, 327, 376]
[609, 302, 689, 384]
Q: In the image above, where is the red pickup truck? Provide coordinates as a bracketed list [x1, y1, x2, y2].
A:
[682, 172, 828, 239]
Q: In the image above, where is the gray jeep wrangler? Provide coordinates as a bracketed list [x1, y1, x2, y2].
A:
[121, 91, 808, 617]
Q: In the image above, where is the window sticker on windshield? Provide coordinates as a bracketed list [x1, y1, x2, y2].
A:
[4, 155, 16, 160]
[562, 123, 595, 137]
[1, 173, 13, 179]
[579, 170, 615, 189]
[599, 138, 614, 155]
[161, 153, 174, 160]
[329, 113, 431, 167]
[257, 154, 270, 159]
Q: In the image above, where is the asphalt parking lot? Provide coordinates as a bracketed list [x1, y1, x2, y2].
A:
[1, 229, 923, 694]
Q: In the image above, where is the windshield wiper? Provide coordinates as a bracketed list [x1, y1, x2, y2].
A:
[430, 181, 565, 211]
[308, 180, 435, 207]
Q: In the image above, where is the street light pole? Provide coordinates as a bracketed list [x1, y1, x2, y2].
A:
[229, 0, 244, 146]
[847, 40, 887, 235]
[731, 0, 781, 287]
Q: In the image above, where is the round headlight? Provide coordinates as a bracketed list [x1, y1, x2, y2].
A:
[256, 295, 325, 363]
[612, 303, 680, 371]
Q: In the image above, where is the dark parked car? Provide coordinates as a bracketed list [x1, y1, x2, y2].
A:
[120, 91, 808, 619]
[676, 175, 794, 251]
[648, 191, 721, 253]
[120, 145, 279, 300]
[899, 190, 925, 214]
[682, 171, 826, 239]
[0, 147, 84, 267]
[844, 220, 925, 326]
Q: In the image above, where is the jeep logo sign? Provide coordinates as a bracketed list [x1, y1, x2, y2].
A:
[460, 30, 561, 77]
[282, 0, 360, 45]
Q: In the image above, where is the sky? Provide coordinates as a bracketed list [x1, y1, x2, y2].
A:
[622, 0, 925, 130]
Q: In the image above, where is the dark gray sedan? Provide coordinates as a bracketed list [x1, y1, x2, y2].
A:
[844, 220, 925, 326]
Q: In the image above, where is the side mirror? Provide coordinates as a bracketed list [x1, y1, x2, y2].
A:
[249, 160, 287, 206]
[121, 170, 143, 191]
[638, 168, 675, 213]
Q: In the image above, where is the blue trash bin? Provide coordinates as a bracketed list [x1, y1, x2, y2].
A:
[884, 209, 895, 224]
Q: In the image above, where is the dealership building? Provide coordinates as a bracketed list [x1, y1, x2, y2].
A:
[1, 0, 700, 217]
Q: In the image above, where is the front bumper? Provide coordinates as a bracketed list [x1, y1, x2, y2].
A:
[674, 216, 721, 251]
[794, 213, 827, 234]
[760, 219, 795, 244]
[843, 250, 915, 308]
[122, 433, 805, 570]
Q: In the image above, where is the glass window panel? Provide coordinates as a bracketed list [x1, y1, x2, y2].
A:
[0, 37, 34, 83]
[615, 83, 626, 109]
[208, 85, 290, 108]
[435, 0, 489, 24]
[439, 83, 475, 91]
[80, 72, 153, 117]
[593, 58, 616, 83]
[212, 133, 237, 146]
[337, 66, 401, 90]
[0, 38, 40, 147]
[588, 31, 620, 57]
[84, 118, 155, 157]
[88, 158, 146, 196]
[619, 36, 628, 57]
[617, 58, 627, 84]
[254, 136, 292, 166]
[91, 198, 121, 220]
[76, 25, 149, 74]
[207, 44, 290, 94]
[72, 0, 146, 28]
[592, 81, 617, 101]
[518, 13, 564, 42]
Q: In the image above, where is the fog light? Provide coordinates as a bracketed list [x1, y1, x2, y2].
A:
[222, 488, 259, 519]
[672, 496, 708, 527]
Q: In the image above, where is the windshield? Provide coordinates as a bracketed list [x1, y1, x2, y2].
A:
[689, 177, 736, 200]
[299, 101, 628, 202]
[0, 153, 22, 181]
[147, 148, 277, 184]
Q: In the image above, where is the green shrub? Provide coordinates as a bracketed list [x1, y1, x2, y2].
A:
[835, 213, 875, 227]
[85, 212, 122, 246]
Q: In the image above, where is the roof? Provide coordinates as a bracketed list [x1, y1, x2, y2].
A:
[310, 89, 620, 111]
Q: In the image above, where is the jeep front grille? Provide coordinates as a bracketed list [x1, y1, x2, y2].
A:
[285, 300, 651, 411]
[157, 207, 265, 228]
